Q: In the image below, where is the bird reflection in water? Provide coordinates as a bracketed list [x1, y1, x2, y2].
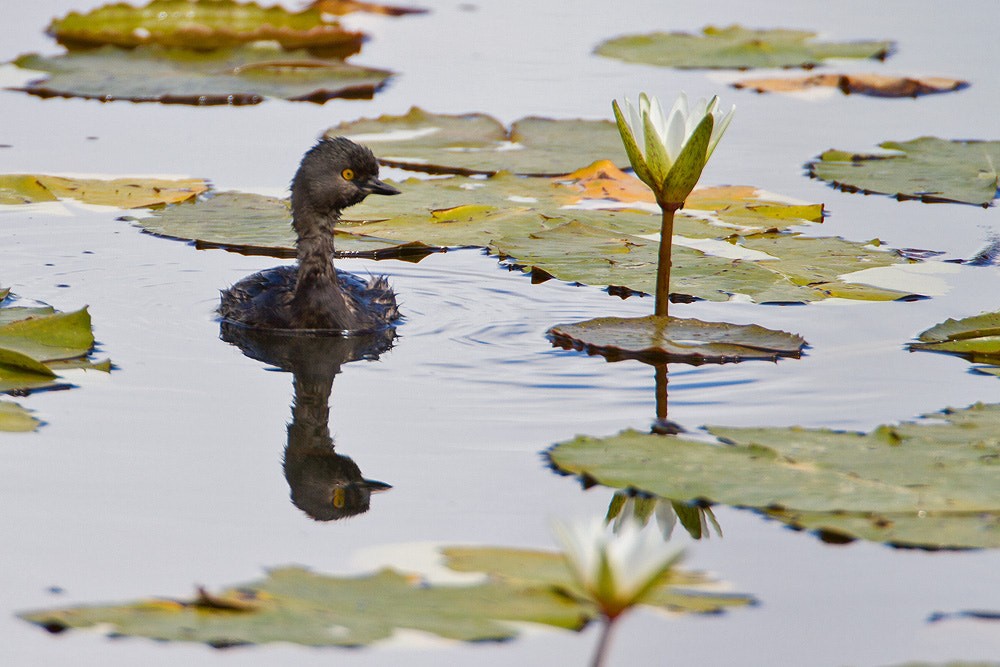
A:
[220, 321, 394, 521]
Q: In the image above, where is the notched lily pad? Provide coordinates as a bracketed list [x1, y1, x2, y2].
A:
[11, 45, 392, 105]
[595, 25, 893, 70]
[547, 315, 806, 363]
[547, 402, 1000, 549]
[733, 73, 968, 98]
[0, 174, 207, 207]
[327, 107, 629, 175]
[48, 0, 365, 58]
[20, 547, 752, 646]
[806, 137, 1000, 206]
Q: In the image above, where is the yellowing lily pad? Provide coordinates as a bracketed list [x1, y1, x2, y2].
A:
[0, 174, 207, 207]
[12, 45, 392, 105]
[806, 138, 1000, 206]
[733, 73, 968, 97]
[0, 402, 41, 432]
[327, 108, 629, 175]
[547, 402, 1000, 549]
[20, 548, 753, 646]
[548, 316, 806, 363]
[48, 0, 365, 58]
[595, 25, 893, 70]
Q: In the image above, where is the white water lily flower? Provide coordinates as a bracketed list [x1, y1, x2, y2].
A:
[613, 92, 734, 208]
[552, 516, 683, 619]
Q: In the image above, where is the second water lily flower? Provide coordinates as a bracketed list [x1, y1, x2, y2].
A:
[552, 515, 682, 620]
[613, 92, 735, 208]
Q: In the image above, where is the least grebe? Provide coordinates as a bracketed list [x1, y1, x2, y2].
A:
[219, 137, 401, 332]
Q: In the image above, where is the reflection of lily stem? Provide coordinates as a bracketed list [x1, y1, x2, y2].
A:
[590, 615, 616, 667]
[655, 204, 678, 317]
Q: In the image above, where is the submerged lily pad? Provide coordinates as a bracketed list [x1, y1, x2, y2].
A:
[48, 0, 365, 58]
[11, 45, 392, 105]
[595, 25, 893, 70]
[327, 108, 629, 175]
[133, 167, 913, 303]
[0, 174, 207, 207]
[20, 547, 752, 646]
[548, 402, 1000, 548]
[806, 138, 1000, 206]
[910, 311, 1000, 373]
[548, 315, 806, 363]
[733, 73, 968, 98]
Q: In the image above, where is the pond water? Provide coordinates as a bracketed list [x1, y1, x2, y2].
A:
[2, 0, 1000, 665]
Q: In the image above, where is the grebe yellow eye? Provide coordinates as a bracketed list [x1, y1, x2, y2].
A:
[341, 168, 355, 181]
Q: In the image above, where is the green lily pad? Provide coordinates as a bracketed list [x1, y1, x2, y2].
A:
[326, 108, 630, 175]
[547, 403, 1000, 548]
[910, 311, 1000, 373]
[0, 174, 207, 207]
[11, 45, 392, 105]
[595, 25, 893, 70]
[133, 169, 913, 303]
[547, 315, 806, 363]
[806, 138, 1000, 206]
[20, 548, 752, 646]
[48, 0, 365, 58]
[0, 402, 41, 432]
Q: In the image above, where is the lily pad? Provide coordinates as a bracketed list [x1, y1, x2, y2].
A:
[733, 73, 968, 98]
[595, 25, 893, 70]
[547, 315, 806, 363]
[0, 174, 207, 207]
[806, 138, 1000, 206]
[910, 311, 1000, 371]
[309, 0, 428, 16]
[11, 45, 392, 105]
[48, 0, 365, 58]
[133, 168, 913, 303]
[0, 402, 41, 432]
[547, 402, 1000, 548]
[20, 548, 752, 646]
[326, 107, 629, 175]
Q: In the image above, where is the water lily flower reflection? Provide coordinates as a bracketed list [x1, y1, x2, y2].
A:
[552, 516, 683, 620]
[612, 92, 734, 207]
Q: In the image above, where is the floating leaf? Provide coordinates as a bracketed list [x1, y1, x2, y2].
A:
[11, 45, 392, 105]
[548, 316, 806, 363]
[595, 25, 893, 70]
[806, 137, 1000, 206]
[327, 107, 629, 175]
[547, 402, 1000, 549]
[0, 174, 207, 207]
[48, 0, 365, 58]
[910, 310, 1000, 373]
[309, 0, 427, 16]
[0, 401, 41, 432]
[733, 73, 968, 97]
[20, 549, 752, 646]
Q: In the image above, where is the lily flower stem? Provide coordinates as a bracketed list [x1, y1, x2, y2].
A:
[654, 204, 679, 317]
[590, 615, 617, 667]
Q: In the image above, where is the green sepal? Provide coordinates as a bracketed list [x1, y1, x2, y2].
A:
[641, 108, 672, 191]
[659, 113, 714, 207]
[612, 100, 653, 188]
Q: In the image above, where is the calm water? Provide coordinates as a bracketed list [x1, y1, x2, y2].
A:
[2, 1, 1000, 665]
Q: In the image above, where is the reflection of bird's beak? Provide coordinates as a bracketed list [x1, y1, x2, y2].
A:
[365, 177, 401, 196]
[362, 479, 392, 493]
